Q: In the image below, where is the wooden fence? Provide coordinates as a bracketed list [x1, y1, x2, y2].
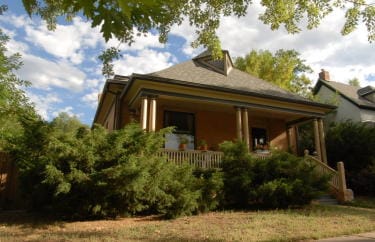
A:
[0, 152, 19, 209]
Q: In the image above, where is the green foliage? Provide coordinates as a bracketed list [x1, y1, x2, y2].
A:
[348, 77, 360, 87]
[193, 168, 224, 213]
[10, 116, 208, 219]
[235, 49, 313, 98]
[220, 141, 329, 209]
[296, 122, 315, 156]
[0, 18, 38, 149]
[19, 1, 375, 76]
[326, 121, 375, 196]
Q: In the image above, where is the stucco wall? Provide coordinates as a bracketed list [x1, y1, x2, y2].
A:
[155, 107, 288, 151]
[195, 110, 237, 150]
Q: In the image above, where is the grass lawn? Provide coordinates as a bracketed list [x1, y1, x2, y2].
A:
[343, 196, 375, 209]
[0, 205, 374, 241]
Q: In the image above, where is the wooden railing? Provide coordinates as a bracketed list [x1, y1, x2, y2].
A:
[158, 149, 223, 168]
[252, 151, 272, 160]
[304, 151, 353, 202]
[304, 154, 340, 190]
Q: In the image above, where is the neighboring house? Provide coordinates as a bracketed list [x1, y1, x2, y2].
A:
[93, 50, 335, 162]
[313, 70, 375, 125]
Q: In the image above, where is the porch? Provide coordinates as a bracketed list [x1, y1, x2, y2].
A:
[158, 149, 271, 169]
[129, 93, 330, 163]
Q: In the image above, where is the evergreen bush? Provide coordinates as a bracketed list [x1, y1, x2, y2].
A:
[220, 141, 329, 209]
[9, 115, 203, 219]
[326, 121, 375, 196]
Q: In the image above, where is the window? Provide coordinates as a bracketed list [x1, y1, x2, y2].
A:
[252, 127, 268, 150]
[164, 111, 195, 134]
[164, 111, 195, 150]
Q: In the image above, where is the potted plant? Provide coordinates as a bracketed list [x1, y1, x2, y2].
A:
[178, 134, 189, 151]
[198, 139, 208, 151]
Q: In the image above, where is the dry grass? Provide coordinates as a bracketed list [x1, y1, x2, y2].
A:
[0, 205, 374, 241]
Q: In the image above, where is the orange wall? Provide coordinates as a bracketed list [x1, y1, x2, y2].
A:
[195, 110, 237, 150]
[119, 100, 289, 151]
[248, 117, 288, 151]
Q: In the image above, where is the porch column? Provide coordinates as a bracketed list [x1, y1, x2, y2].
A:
[313, 118, 322, 160]
[140, 96, 148, 130]
[235, 107, 243, 141]
[287, 126, 293, 151]
[148, 97, 157, 132]
[318, 118, 328, 164]
[242, 108, 250, 150]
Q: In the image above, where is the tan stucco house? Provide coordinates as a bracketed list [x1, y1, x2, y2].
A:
[93, 50, 354, 201]
[314, 70, 375, 125]
[93, 51, 335, 160]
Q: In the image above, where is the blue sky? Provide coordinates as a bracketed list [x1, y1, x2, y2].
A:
[1, 1, 374, 125]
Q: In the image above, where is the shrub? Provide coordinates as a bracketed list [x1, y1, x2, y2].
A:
[193, 168, 224, 212]
[220, 141, 329, 209]
[9, 115, 202, 219]
[326, 121, 375, 196]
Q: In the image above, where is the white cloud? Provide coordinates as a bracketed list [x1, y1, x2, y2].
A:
[112, 49, 174, 75]
[106, 30, 165, 51]
[27, 92, 62, 120]
[170, 19, 203, 57]
[17, 54, 86, 91]
[213, 3, 375, 87]
[82, 91, 99, 109]
[52, 106, 83, 118]
[24, 17, 102, 64]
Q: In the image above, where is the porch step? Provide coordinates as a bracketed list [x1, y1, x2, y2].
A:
[317, 194, 338, 205]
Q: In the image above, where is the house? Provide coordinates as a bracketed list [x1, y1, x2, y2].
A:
[93, 50, 335, 162]
[93, 50, 355, 201]
[313, 70, 375, 125]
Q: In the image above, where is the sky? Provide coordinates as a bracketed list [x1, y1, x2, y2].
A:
[1, 1, 374, 125]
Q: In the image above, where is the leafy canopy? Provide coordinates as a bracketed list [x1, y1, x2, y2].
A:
[0, 5, 38, 150]
[20, 1, 375, 76]
[235, 49, 313, 98]
[348, 77, 360, 87]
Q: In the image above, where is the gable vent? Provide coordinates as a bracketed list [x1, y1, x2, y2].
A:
[193, 50, 233, 76]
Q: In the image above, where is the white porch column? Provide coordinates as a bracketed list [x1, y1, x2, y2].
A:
[235, 107, 243, 141]
[318, 118, 328, 164]
[242, 108, 250, 150]
[313, 118, 322, 160]
[148, 97, 157, 132]
[140, 96, 148, 130]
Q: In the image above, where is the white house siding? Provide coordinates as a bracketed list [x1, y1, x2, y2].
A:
[360, 109, 375, 123]
[316, 85, 362, 123]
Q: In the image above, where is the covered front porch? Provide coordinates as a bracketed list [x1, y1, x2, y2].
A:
[126, 89, 329, 165]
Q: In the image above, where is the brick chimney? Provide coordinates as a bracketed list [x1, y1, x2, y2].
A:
[319, 69, 330, 81]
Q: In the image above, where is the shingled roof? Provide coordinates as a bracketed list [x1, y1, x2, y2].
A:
[147, 51, 316, 104]
[314, 79, 375, 110]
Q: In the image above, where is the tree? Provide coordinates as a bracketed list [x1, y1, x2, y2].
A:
[0, 5, 38, 150]
[235, 49, 313, 98]
[20, 1, 375, 76]
[348, 77, 360, 87]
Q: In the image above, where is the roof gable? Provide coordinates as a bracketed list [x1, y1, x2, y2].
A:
[314, 79, 375, 110]
[192, 50, 233, 76]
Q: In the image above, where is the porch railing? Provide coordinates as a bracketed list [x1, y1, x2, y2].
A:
[158, 149, 223, 168]
[304, 150, 353, 202]
[304, 154, 340, 190]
